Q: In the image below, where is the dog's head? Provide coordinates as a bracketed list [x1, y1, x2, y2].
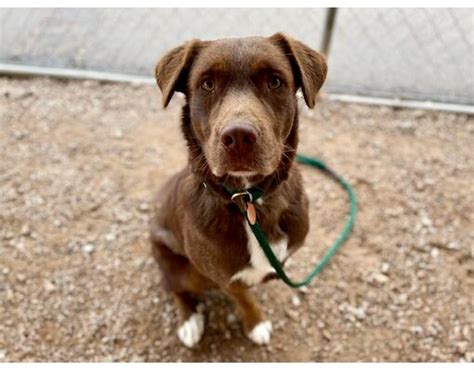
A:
[155, 33, 327, 184]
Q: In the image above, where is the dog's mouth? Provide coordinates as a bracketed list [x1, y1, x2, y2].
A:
[227, 170, 258, 177]
[209, 152, 276, 179]
[223, 157, 259, 176]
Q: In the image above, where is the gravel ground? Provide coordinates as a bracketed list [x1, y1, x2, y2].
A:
[0, 77, 473, 362]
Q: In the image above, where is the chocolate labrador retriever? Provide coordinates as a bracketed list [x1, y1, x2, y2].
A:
[150, 33, 327, 347]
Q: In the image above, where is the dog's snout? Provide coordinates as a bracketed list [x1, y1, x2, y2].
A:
[220, 122, 258, 155]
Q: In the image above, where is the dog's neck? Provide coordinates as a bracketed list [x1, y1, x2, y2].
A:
[181, 104, 299, 202]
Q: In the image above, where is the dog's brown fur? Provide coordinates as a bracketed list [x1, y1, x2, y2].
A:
[150, 33, 327, 344]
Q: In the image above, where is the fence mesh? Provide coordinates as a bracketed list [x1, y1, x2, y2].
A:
[0, 8, 473, 105]
[0, 9, 326, 75]
[327, 8, 473, 104]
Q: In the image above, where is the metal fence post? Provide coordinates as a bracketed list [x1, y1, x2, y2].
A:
[321, 8, 338, 56]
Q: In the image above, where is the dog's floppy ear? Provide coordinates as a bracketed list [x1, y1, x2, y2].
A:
[269, 33, 327, 108]
[155, 39, 202, 107]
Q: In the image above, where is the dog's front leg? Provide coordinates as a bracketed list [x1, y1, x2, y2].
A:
[222, 282, 272, 345]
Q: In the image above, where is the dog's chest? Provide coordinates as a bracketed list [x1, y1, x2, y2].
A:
[231, 222, 288, 286]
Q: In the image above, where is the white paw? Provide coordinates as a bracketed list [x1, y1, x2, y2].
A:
[248, 320, 272, 345]
[177, 313, 205, 348]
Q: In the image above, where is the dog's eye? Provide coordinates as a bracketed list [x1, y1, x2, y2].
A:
[201, 79, 215, 92]
[268, 76, 282, 90]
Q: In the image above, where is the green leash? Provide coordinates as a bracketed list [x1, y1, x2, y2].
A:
[232, 154, 357, 288]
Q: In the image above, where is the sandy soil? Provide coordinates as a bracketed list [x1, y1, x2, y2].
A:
[0, 77, 473, 362]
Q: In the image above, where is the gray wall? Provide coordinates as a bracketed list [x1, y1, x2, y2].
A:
[1, 8, 472, 104]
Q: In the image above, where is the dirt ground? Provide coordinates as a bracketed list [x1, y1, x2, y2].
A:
[0, 77, 473, 362]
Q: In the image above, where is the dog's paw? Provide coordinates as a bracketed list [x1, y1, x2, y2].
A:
[177, 313, 205, 348]
[248, 320, 272, 345]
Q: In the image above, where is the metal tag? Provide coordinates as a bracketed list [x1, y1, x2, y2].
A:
[246, 202, 256, 225]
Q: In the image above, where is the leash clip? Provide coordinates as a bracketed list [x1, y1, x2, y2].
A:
[231, 191, 257, 225]
[231, 191, 253, 203]
[231, 191, 252, 212]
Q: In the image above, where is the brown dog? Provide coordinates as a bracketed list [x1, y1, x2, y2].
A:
[150, 33, 327, 347]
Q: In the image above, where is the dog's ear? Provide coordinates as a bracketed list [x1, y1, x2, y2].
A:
[269, 33, 327, 108]
[155, 39, 203, 107]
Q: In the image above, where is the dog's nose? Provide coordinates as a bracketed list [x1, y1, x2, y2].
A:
[221, 122, 258, 155]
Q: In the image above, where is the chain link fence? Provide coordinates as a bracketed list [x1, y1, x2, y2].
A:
[0, 9, 326, 75]
[0, 8, 473, 106]
[327, 8, 473, 105]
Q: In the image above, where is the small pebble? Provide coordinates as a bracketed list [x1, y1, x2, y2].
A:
[104, 233, 116, 242]
[381, 262, 390, 274]
[16, 274, 26, 283]
[138, 203, 150, 212]
[43, 280, 56, 293]
[291, 295, 301, 307]
[369, 272, 389, 285]
[20, 224, 31, 236]
[298, 286, 309, 294]
[322, 330, 332, 341]
[82, 244, 95, 254]
[112, 128, 123, 138]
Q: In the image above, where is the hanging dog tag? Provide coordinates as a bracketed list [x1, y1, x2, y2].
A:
[246, 202, 256, 225]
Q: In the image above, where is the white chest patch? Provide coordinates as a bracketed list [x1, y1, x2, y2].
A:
[231, 222, 288, 286]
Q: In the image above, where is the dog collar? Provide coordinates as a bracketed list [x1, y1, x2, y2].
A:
[202, 182, 262, 226]
[202, 181, 263, 212]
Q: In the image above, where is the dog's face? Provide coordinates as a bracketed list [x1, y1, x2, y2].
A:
[156, 34, 327, 180]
